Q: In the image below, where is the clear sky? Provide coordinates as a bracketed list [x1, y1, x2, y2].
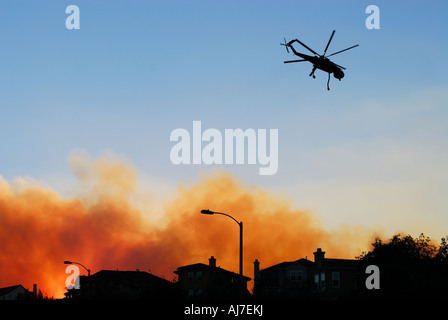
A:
[1, 1, 448, 239]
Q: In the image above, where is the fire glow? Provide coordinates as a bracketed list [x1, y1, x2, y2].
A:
[0, 150, 372, 298]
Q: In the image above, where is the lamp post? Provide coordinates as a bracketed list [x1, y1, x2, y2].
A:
[64, 260, 92, 299]
[64, 260, 90, 277]
[201, 209, 243, 277]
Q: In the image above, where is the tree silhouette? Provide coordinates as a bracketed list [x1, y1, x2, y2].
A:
[436, 236, 448, 263]
[357, 233, 448, 299]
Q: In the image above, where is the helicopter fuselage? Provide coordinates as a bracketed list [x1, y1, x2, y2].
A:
[281, 31, 357, 90]
[289, 51, 344, 80]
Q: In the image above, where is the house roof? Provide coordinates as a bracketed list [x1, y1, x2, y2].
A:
[323, 258, 359, 269]
[260, 258, 314, 273]
[86, 270, 173, 284]
[0, 285, 27, 296]
[259, 256, 359, 273]
[174, 263, 251, 282]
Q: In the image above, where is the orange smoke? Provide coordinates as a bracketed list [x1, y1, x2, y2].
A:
[0, 151, 373, 298]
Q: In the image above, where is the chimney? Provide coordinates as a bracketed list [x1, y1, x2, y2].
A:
[253, 259, 260, 285]
[313, 248, 325, 264]
[33, 284, 37, 299]
[209, 256, 216, 268]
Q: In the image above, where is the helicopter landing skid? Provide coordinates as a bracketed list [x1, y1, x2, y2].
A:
[309, 66, 317, 79]
[309, 67, 331, 91]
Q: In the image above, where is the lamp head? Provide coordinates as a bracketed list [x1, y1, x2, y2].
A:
[201, 209, 214, 215]
[63, 261, 72, 264]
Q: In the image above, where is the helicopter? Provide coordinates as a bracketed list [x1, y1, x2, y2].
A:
[281, 30, 358, 90]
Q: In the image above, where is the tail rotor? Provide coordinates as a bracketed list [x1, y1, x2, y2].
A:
[280, 37, 289, 54]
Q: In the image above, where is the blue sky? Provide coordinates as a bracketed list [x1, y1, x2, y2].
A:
[1, 1, 448, 238]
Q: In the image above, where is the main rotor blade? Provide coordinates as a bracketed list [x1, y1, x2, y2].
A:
[294, 39, 319, 56]
[323, 30, 335, 56]
[326, 44, 359, 57]
[333, 63, 346, 70]
[284, 59, 306, 63]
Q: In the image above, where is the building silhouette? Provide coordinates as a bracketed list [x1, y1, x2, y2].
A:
[312, 248, 359, 298]
[174, 256, 251, 299]
[253, 258, 314, 298]
[254, 248, 359, 299]
[64, 270, 180, 300]
[60, 250, 361, 300]
[0, 284, 37, 300]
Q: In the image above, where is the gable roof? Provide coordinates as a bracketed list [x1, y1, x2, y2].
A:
[260, 258, 314, 273]
[259, 256, 359, 273]
[323, 258, 359, 269]
[174, 263, 251, 282]
[86, 270, 173, 285]
[0, 285, 27, 296]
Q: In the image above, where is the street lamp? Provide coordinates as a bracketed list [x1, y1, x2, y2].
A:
[201, 209, 243, 277]
[64, 260, 90, 277]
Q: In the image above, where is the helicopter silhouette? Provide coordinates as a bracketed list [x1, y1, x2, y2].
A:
[281, 30, 358, 90]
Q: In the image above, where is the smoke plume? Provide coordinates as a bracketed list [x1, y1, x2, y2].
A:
[0, 151, 373, 298]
